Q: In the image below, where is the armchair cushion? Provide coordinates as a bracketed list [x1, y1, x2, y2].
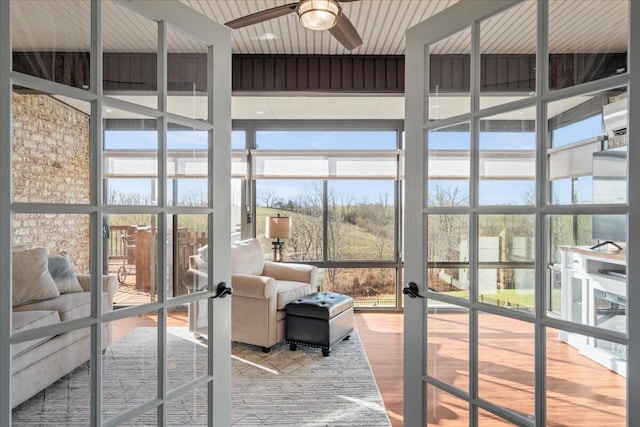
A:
[232, 274, 277, 299]
[263, 261, 318, 286]
[231, 239, 265, 276]
[275, 280, 313, 310]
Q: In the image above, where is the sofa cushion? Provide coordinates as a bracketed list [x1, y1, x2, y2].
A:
[276, 280, 312, 310]
[48, 253, 83, 294]
[11, 310, 60, 359]
[13, 292, 92, 322]
[231, 238, 265, 276]
[12, 326, 90, 375]
[12, 248, 60, 307]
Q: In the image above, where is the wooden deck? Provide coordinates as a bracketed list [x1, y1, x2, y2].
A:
[112, 311, 626, 426]
[108, 262, 156, 306]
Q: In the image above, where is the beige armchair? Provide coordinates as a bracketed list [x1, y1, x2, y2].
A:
[231, 238, 317, 352]
[183, 238, 318, 351]
[183, 246, 210, 337]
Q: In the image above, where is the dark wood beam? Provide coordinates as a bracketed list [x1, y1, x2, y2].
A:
[12, 52, 626, 95]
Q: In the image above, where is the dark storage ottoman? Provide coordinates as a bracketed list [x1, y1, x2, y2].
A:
[286, 292, 354, 357]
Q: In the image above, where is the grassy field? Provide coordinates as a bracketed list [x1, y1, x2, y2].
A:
[255, 206, 395, 261]
[437, 289, 546, 310]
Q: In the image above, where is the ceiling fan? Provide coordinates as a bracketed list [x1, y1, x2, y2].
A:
[225, 0, 363, 51]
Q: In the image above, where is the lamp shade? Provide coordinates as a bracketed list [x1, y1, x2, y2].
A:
[297, 0, 341, 31]
[266, 216, 292, 239]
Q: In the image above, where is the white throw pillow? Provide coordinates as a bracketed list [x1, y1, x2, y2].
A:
[12, 248, 60, 307]
[48, 253, 84, 294]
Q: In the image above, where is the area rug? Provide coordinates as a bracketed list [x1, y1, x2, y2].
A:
[12, 327, 391, 426]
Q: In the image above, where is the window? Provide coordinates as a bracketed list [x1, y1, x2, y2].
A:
[249, 127, 402, 308]
[256, 179, 324, 262]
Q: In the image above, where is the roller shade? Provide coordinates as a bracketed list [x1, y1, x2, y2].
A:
[103, 150, 248, 178]
[479, 152, 535, 179]
[428, 150, 536, 180]
[252, 150, 399, 179]
[548, 138, 603, 181]
[231, 154, 248, 178]
[105, 154, 157, 178]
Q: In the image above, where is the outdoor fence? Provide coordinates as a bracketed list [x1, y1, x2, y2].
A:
[107, 226, 207, 297]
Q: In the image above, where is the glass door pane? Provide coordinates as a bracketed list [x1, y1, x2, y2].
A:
[4, 0, 232, 425]
[404, 0, 631, 425]
[480, 0, 536, 110]
[427, 123, 470, 207]
[427, 28, 471, 122]
[12, 0, 91, 88]
[103, 0, 158, 109]
[167, 28, 208, 121]
[548, 0, 628, 90]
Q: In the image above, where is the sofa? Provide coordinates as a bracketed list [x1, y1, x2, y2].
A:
[11, 248, 117, 409]
[184, 238, 318, 352]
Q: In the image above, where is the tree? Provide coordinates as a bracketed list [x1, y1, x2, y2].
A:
[358, 192, 394, 260]
[107, 189, 154, 228]
[427, 184, 468, 261]
[107, 188, 151, 206]
[255, 181, 399, 300]
[178, 191, 208, 207]
[428, 183, 468, 207]
[285, 182, 323, 262]
[257, 188, 281, 208]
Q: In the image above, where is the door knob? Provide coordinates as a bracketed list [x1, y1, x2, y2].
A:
[213, 282, 233, 299]
[403, 282, 424, 299]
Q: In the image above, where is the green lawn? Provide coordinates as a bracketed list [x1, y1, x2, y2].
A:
[440, 289, 536, 309]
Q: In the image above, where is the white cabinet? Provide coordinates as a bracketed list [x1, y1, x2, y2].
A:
[559, 246, 627, 376]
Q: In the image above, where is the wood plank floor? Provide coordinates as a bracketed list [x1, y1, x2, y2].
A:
[354, 312, 404, 426]
[112, 311, 626, 426]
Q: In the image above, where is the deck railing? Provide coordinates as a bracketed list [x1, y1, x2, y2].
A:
[108, 225, 137, 263]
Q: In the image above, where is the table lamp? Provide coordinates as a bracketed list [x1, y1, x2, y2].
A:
[265, 214, 292, 262]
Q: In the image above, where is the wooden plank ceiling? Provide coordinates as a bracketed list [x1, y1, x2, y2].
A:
[10, 0, 628, 56]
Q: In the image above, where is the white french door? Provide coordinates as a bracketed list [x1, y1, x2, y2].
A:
[1, 0, 232, 425]
[404, 0, 639, 426]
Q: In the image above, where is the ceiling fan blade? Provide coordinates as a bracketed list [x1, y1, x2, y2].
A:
[329, 12, 363, 51]
[225, 3, 298, 29]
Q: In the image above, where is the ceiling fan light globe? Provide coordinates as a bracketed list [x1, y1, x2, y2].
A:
[300, 10, 336, 30]
[297, 0, 341, 31]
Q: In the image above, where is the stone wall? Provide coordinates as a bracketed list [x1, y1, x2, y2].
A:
[12, 94, 91, 273]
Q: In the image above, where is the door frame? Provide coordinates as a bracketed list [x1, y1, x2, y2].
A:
[0, 1, 232, 425]
[403, 0, 639, 425]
